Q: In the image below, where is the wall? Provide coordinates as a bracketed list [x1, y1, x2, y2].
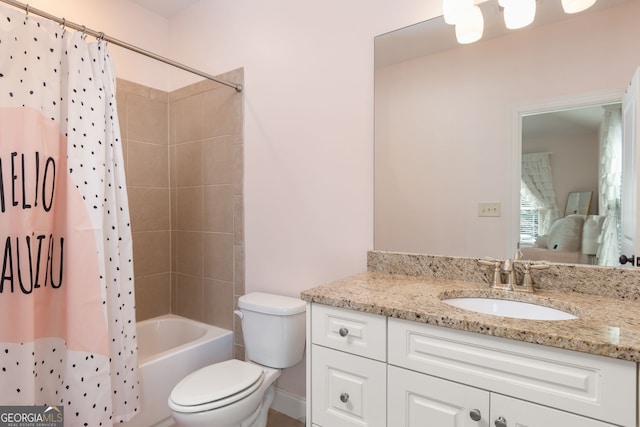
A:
[523, 131, 600, 216]
[117, 80, 172, 320]
[169, 69, 246, 358]
[167, 0, 440, 398]
[375, 1, 640, 259]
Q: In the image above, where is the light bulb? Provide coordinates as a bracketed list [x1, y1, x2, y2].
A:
[443, 0, 474, 25]
[455, 5, 484, 44]
[561, 0, 597, 14]
[503, 0, 536, 29]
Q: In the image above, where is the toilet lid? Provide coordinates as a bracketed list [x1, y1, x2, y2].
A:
[170, 359, 264, 408]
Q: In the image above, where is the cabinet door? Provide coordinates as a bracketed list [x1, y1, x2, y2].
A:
[491, 394, 617, 427]
[388, 366, 490, 427]
[312, 345, 386, 427]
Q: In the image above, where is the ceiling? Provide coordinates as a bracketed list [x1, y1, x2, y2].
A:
[129, 0, 201, 18]
[522, 104, 614, 140]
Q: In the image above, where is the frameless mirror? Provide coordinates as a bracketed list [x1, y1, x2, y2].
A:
[374, 0, 639, 265]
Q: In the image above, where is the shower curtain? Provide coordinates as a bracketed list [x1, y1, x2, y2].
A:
[0, 5, 138, 425]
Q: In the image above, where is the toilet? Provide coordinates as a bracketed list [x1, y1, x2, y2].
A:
[168, 292, 306, 427]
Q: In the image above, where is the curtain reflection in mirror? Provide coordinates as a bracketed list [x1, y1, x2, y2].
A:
[597, 105, 623, 266]
[521, 153, 560, 236]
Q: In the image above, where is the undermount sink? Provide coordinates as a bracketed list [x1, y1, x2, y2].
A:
[442, 297, 578, 321]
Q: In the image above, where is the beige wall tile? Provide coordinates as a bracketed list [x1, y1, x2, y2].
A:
[203, 136, 233, 185]
[117, 78, 150, 98]
[204, 279, 234, 329]
[171, 93, 203, 144]
[170, 188, 177, 231]
[121, 139, 129, 172]
[233, 143, 244, 195]
[129, 187, 171, 232]
[127, 93, 168, 145]
[234, 244, 245, 296]
[134, 273, 171, 321]
[233, 195, 244, 245]
[202, 88, 242, 138]
[174, 231, 204, 276]
[204, 185, 233, 233]
[174, 273, 204, 321]
[176, 187, 203, 231]
[204, 232, 234, 282]
[175, 141, 203, 187]
[133, 231, 171, 276]
[116, 92, 128, 140]
[127, 141, 169, 187]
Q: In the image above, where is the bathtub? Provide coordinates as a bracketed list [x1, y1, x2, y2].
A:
[123, 314, 233, 427]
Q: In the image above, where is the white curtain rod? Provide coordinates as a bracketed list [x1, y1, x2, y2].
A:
[0, 0, 243, 92]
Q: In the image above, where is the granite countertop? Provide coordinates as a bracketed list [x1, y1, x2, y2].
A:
[301, 272, 640, 362]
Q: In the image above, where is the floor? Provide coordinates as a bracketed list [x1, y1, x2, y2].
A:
[266, 409, 305, 427]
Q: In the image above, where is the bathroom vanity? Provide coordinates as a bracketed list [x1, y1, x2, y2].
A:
[302, 253, 640, 427]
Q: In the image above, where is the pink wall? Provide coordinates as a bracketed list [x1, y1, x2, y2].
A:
[166, 0, 442, 398]
[523, 131, 600, 216]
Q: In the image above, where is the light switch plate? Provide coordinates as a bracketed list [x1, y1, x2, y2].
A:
[478, 202, 501, 217]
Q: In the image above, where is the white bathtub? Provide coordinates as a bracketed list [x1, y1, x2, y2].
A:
[123, 314, 233, 427]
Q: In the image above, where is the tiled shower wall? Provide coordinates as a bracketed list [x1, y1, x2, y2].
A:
[117, 69, 245, 358]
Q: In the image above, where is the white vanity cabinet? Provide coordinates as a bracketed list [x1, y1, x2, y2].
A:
[307, 304, 638, 427]
[309, 304, 387, 427]
[388, 318, 636, 427]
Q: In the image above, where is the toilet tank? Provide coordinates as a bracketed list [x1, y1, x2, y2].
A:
[238, 292, 306, 369]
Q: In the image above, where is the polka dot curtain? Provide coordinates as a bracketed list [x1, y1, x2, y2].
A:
[0, 5, 139, 425]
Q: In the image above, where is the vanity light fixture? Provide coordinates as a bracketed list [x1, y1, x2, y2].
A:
[455, 4, 484, 44]
[561, 0, 597, 14]
[499, 0, 536, 30]
[444, 0, 597, 44]
[443, 0, 475, 25]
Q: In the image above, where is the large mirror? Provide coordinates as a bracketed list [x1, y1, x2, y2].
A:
[374, 0, 639, 265]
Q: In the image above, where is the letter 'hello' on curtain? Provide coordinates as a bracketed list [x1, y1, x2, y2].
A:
[0, 5, 139, 425]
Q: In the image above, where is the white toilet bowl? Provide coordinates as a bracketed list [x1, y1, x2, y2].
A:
[168, 293, 306, 427]
[169, 359, 281, 427]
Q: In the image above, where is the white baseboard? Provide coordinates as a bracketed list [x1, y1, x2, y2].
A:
[272, 387, 306, 423]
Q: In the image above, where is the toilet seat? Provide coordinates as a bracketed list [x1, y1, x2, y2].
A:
[169, 359, 264, 414]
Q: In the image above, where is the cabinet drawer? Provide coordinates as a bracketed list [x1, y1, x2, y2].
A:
[311, 304, 386, 361]
[491, 393, 616, 427]
[389, 365, 489, 427]
[388, 318, 636, 427]
[311, 345, 386, 427]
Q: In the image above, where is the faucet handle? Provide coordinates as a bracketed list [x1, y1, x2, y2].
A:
[529, 261, 550, 271]
[515, 261, 549, 293]
[478, 257, 502, 268]
[478, 257, 502, 288]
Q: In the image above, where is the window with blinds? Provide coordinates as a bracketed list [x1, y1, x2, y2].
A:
[520, 189, 539, 243]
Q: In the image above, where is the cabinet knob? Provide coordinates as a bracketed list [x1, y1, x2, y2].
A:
[469, 409, 482, 421]
[338, 327, 349, 337]
[340, 392, 350, 403]
[494, 416, 507, 427]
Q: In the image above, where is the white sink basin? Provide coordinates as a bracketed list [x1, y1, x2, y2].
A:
[442, 297, 577, 320]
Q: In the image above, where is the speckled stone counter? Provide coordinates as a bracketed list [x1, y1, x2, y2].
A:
[301, 251, 640, 362]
